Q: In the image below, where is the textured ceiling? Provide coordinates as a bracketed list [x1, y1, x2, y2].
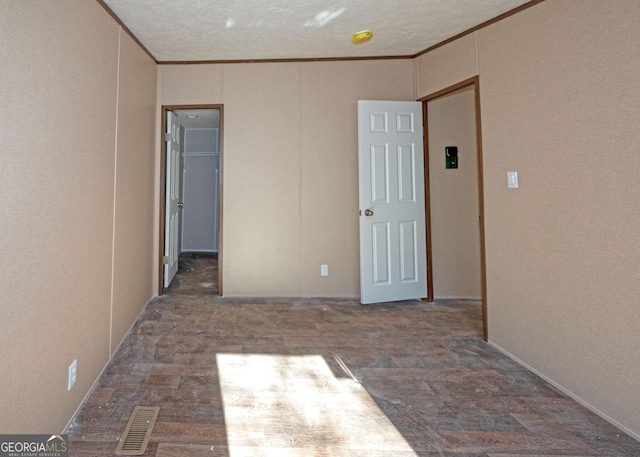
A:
[102, 0, 532, 62]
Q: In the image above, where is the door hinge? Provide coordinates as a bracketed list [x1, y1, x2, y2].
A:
[165, 132, 171, 142]
[162, 255, 169, 265]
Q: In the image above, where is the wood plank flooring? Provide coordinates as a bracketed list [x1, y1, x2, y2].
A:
[163, 252, 218, 296]
[66, 255, 640, 456]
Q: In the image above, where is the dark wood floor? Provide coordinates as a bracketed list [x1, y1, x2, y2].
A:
[67, 255, 640, 456]
[163, 252, 219, 296]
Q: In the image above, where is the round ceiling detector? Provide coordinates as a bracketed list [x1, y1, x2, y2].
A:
[352, 30, 373, 44]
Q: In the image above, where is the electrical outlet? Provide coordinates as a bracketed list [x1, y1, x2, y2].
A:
[68, 360, 77, 391]
[320, 264, 329, 276]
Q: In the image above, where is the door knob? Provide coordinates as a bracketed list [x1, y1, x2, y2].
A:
[364, 209, 374, 216]
[177, 202, 184, 208]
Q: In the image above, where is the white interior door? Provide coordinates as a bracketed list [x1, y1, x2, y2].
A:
[164, 111, 181, 287]
[358, 100, 427, 304]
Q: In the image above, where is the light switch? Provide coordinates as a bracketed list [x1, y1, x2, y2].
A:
[507, 171, 518, 188]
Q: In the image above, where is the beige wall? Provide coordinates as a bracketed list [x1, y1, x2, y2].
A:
[159, 59, 415, 297]
[417, 0, 640, 438]
[0, 0, 157, 432]
[428, 89, 481, 299]
[299, 61, 416, 296]
[416, 33, 478, 97]
[111, 32, 159, 353]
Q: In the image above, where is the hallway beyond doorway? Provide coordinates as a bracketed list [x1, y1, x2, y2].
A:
[164, 252, 218, 296]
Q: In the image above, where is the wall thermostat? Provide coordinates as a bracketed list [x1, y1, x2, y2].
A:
[445, 146, 458, 169]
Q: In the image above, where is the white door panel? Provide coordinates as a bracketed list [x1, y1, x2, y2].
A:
[164, 111, 181, 288]
[358, 100, 427, 304]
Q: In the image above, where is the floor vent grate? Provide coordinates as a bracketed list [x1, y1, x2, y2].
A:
[115, 406, 160, 455]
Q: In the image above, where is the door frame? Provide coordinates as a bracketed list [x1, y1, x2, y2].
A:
[419, 76, 488, 340]
[158, 104, 224, 296]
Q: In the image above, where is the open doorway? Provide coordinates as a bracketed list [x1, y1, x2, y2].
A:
[421, 77, 487, 339]
[159, 104, 224, 296]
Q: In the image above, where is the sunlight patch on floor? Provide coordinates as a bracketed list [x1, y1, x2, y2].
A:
[216, 353, 418, 456]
